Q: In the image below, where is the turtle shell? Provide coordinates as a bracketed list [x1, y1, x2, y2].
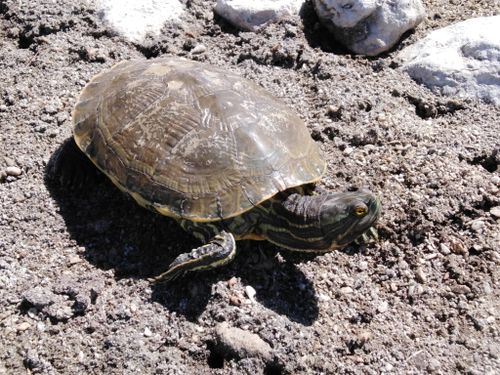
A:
[73, 57, 325, 222]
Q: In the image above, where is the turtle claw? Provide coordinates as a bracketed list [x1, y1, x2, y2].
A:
[354, 227, 379, 245]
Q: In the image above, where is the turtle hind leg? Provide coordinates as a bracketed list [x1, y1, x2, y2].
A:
[48, 137, 104, 188]
[154, 231, 237, 283]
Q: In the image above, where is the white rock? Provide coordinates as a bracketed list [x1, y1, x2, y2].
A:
[244, 285, 257, 302]
[215, 0, 305, 31]
[97, 0, 184, 43]
[313, 0, 426, 56]
[399, 16, 500, 107]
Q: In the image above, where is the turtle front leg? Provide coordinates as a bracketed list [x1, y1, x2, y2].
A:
[154, 231, 236, 283]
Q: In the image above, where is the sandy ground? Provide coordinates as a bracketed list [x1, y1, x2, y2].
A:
[1, 0, 499, 374]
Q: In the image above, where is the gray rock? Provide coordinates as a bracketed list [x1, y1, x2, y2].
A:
[399, 16, 500, 106]
[22, 287, 55, 309]
[5, 166, 22, 177]
[313, 0, 425, 56]
[22, 286, 78, 321]
[215, 322, 273, 362]
[215, 0, 305, 31]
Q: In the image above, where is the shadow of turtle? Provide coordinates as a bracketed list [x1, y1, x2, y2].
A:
[45, 138, 320, 324]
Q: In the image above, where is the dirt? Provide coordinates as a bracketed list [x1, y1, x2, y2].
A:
[1, 0, 499, 374]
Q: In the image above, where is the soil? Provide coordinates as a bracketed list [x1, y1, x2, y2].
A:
[1, 0, 499, 374]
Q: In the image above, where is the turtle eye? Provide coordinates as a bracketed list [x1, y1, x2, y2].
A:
[353, 204, 367, 217]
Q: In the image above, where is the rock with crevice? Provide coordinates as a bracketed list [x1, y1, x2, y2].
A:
[313, 0, 426, 56]
[399, 15, 500, 107]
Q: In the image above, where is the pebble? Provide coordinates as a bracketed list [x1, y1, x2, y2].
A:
[143, 327, 152, 337]
[190, 44, 206, 55]
[427, 358, 441, 372]
[469, 220, 485, 232]
[439, 243, 451, 255]
[318, 293, 331, 302]
[36, 322, 46, 332]
[358, 261, 368, 271]
[17, 322, 31, 332]
[215, 322, 273, 362]
[377, 300, 389, 313]
[5, 166, 22, 177]
[229, 294, 243, 306]
[68, 255, 81, 265]
[340, 286, 353, 294]
[490, 206, 500, 218]
[244, 285, 256, 303]
[414, 268, 427, 283]
[227, 277, 238, 288]
[451, 285, 471, 294]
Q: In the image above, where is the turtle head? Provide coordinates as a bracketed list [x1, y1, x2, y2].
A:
[259, 189, 380, 252]
[319, 190, 381, 250]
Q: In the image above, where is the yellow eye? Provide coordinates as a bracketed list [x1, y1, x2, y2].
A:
[354, 205, 367, 216]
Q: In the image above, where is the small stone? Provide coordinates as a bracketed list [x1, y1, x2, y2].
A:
[68, 255, 81, 265]
[190, 44, 206, 55]
[36, 322, 46, 332]
[358, 261, 368, 271]
[451, 285, 471, 294]
[340, 286, 353, 295]
[44, 103, 59, 115]
[427, 358, 441, 372]
[144, 327, 152, 337]
[215, 322, 273, 362]
[130, 303, 138, 313]
[343, 147, 354, 155]
[488, 344, 499, 359]
[17, 322, 31, 332]
[318, 293, 330, 302]
[244, 285, 256, 302]
[227, 277, 238, 288]
[470, 220, 485, 232]
[229, 294, 243, 306]
[490, 206, 500, 218]
[5, 166, 22, 177]
[439, 243, 451, 255]
[377, 300, 389, 313]
[415, 268, 427, 283]
[356, 330, 371, 345]
[449, 238, 466, 254]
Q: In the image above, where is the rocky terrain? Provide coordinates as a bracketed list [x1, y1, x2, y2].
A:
[0, 0, 499, 374]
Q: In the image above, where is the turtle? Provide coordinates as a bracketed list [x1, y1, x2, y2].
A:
[67, 56, 381, 282]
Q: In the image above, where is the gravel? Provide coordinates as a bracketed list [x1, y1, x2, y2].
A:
[0, 0, 499, 374]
